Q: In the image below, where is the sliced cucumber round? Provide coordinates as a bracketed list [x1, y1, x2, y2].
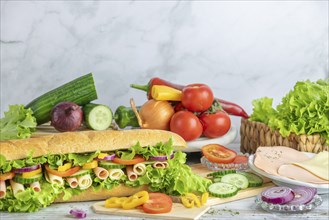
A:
[208, 182, 239, 198]
[83, 103, 113, 130]
[239, 172, 263, 187]
[99, 161, 126, 169]
[221, 173, 249, 190]
[207, 170, 237, 178]
[14, 173, 43, 184]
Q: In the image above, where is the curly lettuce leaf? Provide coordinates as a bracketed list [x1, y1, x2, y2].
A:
[249, 79, 329, 144]
[0, 104, 37, 140]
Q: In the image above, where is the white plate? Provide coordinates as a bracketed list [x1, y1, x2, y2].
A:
[248, 153, 329, 194]
[184, 126, 237, 152]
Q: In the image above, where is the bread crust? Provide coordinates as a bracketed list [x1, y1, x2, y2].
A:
[0, 129, 187, 161]
[54, 185, 149, 203]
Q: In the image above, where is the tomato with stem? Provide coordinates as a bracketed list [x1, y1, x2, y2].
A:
[170, 111, 203, 141]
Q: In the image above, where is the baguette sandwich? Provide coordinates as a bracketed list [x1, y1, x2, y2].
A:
[0, 129, 211, 212]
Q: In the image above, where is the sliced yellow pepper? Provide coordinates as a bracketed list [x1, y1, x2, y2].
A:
[181, 193, 202, 208]
[82, 160, 98, 170]
[58, 163, 72, 172]
[122, 190, 149, 210]
[98, 153, 109, 159]
[181, 196, 195, 208]
[22, 167, 42, 178]
[151, 85, 182, 101]
[201, 192, 209, 205]
[105, 197, 129, 208]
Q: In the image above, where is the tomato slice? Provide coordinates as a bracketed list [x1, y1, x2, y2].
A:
[0, 172, 15, 181]
[45, 164, 81, 177]
[112, 155, 145, 165]
[233, 155, 248, 164]
[201, 144, 237, 164]
[142, 193, 173, 214]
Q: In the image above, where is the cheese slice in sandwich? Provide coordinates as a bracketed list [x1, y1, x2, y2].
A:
[292, 151, 329, 181]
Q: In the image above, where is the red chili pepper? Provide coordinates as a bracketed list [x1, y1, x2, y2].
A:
[130, 78, 249, 118]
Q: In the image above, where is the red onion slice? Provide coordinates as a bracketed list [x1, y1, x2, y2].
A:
[69, 209, 86, 219]
[97, 153, 115, 161]
[12, 164, 41, 173]
[287, 187, 317, 205]
[149, 153, 174, 161]
[261, 186, 295, 204]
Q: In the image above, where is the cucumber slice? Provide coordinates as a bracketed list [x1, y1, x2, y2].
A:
[207, 170, 237, 178]
[14, 173, 43, 184]
[66, 169, 92, 178]
[213, 177, 222, 183]
[221, 173, 249, 190]
[83, 103, 113, 130]
[208, 182, 239, 198]
[99, 161, 126, 169]
[239, 172, 263, 187]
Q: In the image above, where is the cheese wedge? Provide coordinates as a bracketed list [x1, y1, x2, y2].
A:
[278, 164, 329, 184]
[293, 151, 329, 181]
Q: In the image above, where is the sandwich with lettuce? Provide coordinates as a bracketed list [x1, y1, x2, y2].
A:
[0, 129, 211, 212]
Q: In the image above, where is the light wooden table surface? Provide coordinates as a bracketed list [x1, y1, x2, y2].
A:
[1, 143, 328, 220]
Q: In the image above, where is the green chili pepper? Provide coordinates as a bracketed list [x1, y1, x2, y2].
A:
[114, 106, 140, 129]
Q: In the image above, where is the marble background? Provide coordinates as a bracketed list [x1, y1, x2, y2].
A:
[1, 0, 328, 143]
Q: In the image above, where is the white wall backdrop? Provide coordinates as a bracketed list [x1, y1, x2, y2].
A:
[1, 0, 328, 142]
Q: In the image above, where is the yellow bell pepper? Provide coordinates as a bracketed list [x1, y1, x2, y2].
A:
[98, 153, 109, 159]
[151, 85, 182, 101]
[22, 167, 42, 178]
[82, 160, 98, 170]
[181, 193, 202, 208]
[105, 197, 129, 208]
[201, 192, 209, 205]
[58, 163, 72, 172]
[122, 191, 149, 210]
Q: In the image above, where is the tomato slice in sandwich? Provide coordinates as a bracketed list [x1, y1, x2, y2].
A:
[202, 144, 237, 164]
[0, 172, 15, 181]
[45, 164, 81, 177]
[142, 192, 173, 214]
[112, 155, 145, 165]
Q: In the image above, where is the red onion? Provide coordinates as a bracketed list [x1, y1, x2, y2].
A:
[12, 164, 41, 173]
[97, 153, 116, 161]
[261, 186, 295, 204]
[149, 153, 174, 161]
[287, 187, 317, 205]
[69, 209, 86, 219]
[51, 102, 83, 132]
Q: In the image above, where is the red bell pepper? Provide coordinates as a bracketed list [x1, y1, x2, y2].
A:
[130, 77, 249, 118]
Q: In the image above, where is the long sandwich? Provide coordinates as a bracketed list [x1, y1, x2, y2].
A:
[0, 129, 211, 212]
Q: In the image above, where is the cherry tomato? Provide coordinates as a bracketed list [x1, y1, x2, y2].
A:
[0, 172, 15, 181]
[199, 110, 231, 138]
[170, 111, 203, 141]
[112, 155, 145, 165]
[45, 164, 81, 177]
[181, 84, 214, 112]
[201, 144, 237, 164]
[142, 192, 173, 214]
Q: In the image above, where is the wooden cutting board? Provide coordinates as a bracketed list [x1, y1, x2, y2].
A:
[92, 164, 274, 219]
